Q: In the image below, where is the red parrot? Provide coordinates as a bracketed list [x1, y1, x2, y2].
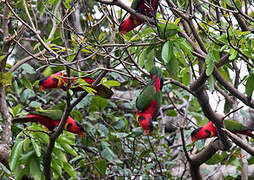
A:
[191, 120, 254, 142]
[38, 71, 113, 99]
[136, 67, 164, 135]
[119, 0, 160, 35]
[13, 110, 85, 137]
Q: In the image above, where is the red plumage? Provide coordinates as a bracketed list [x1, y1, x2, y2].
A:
[13, 113, 85, 137]
[191, 121, 217, 142]
[38, 71, 113, 99]
[136, 111, 153, 135]
[119, 0, 160, 35]
[135, 67, 163, 135]
[191, 121, 254, 142]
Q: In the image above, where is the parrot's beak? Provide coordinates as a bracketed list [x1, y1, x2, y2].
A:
[191, 136, 197, 143]
[144, 130, 150, 136]
[79, 133, 84, 138]
[39, 86, 45, 92]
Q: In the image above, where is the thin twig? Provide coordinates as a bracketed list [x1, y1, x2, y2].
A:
[223, 106, 244, 120]
[147, 136, 163, 177]
[180, 127, 191, 162]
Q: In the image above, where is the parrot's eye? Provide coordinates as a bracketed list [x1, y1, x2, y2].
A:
[191, 127, 201, 136]
[38, 76, 48, 86]
[205, 129, 211, 137]
[138, 116, 146, 121]
[52, 77, 59, 84]
[66, 123, 72, 129]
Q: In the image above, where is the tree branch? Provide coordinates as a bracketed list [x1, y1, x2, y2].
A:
[95, 0, 155, 25]
[190, 139, 222, 180]
[1, 0, 12, 145]
[222, 128, 254, 156]
[43, 67, 72, 180]
[213, 68, 254, 108]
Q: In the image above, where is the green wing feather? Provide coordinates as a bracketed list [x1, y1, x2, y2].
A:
[136, 85, 156, 112]
[30, 110, 64, 121]
[131, 0, 142, 10]
[224, 119, 250, 131]
[155, 90, 162, 110]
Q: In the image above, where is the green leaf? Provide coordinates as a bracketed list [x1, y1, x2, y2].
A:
[19, 151, 35, 162]
[89, 96, 108, 112]
[179, 39, 193, 55]
[245, 73, 254, 97]
[206, 152, 227, 165]
[0, 72, 12, 87]
[111, 132, 128, 138]
[162, 41, 173, 64]
[144, 48, 155, 72]
[139, 149, 151, 159]
[166, 54, 179, 76]
[158, 22, 180, 39]
[42, 66, 54, 76]
[79, 86, 96, 95]
[180, 68, 190, 85]
[53, 149, 67, 162]
[0, 55, 7, 62]
[75, 78, 90, 86]
[139, 48, 147, 68]
[12, 104, 22, 117]
[229, 48, 238, 60]
[208, 75, 215, 91]
[20, 89, 35, 103]
[101, 147, 116, 162]
[9, 140, 24, 171]
[14, 165, 29, 180]
[60, 143, 78, 157]
[98, 123, 109, 137]
[70, 110, 83, 122]
[29, 156, 42, 180]
[31, 138, 41, 157]
[224, 0, 233, 8]
[95, 159, 107, 175]
[20, 64, 36, 74]
[139, 47, 154, 69]
[205, 50, 215, 76]
[22, 75, 33, 90]
[131, 127, 143, 137]
[104, 80, 121, 87]
[112, 119, 126, 130]
[29, 101, 42, 108]
[213, 48, 220, 62]
[166, 109, 177, 117]
[51, 159, 62, 176]
[63, 162, 76, 178]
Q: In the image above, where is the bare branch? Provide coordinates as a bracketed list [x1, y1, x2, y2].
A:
[223, 128, 254, 156]
[95, 0, 156, 25]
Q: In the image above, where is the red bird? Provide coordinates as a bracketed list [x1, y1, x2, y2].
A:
[135, 67, 163, 135]
[119, 0, 160, 35]
[38, 71, 113, 99]
[191, 120, 254, 142]
[13, 110, 85, 137]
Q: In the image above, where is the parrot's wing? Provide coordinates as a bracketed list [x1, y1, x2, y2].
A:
[224, 119, 250, 131]
[31, 110, 63, 121]
[136, 85, 156, 112]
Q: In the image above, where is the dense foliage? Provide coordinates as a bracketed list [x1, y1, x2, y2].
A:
[1, 0, 254, 179]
